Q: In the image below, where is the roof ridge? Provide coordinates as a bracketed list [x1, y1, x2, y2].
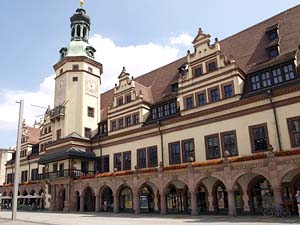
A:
[220, 5, 300, 44]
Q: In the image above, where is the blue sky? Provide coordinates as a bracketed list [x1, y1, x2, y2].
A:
[0, 0, 299, 148]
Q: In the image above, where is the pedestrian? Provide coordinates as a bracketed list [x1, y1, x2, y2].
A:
[295, 189, 300, 217]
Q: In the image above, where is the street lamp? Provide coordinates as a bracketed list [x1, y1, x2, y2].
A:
[12, 100, 24, 220]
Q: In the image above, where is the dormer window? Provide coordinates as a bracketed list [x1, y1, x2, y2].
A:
[250, 63, 295, 91]
[269, 31, 278, 41]
[266, 24, 279, 41]
[268, 47, 279, 58]
[171, 83, 178, 93]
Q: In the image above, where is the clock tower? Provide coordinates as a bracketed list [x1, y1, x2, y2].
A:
[52, 6, 102, 139]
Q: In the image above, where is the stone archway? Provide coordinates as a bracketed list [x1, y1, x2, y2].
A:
[82, 186, 95, 211]
[74, 191, 80, 211]
[247, 175, 274, 214]
[118, 186, 133, 212]
[100, 186, 113, 212]
[58, 188, 66, 211]
[138, 183, 157, 213]
[212, 180, 228, 214]
[164, 180, 190, 214]
[195, 182, 209, 214]
[280, 168, 300, 215]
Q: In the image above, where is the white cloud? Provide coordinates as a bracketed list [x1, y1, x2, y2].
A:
[0, 75, 55, 132]
[169, 33, 193, 46]
[90, 34, 180, 91]
[0, 33, 191, 147]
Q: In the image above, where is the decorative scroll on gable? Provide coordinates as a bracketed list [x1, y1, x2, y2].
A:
[111, 67, 154, 108]
[184, 28, 235, 80]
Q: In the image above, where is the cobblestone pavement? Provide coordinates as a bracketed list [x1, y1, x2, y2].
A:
[0, 211, 299, 225]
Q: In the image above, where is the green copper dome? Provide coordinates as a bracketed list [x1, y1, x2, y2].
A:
[59, 7, 96, 60]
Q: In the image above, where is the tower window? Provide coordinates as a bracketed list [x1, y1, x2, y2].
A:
[56, 129, 61, 140]
[87, 107, 94, 118]
[84, 127, 92, 138]
[76, 25, 81, 37]
[73, 77, 78, 82]
[88, 67, 93, 73]
[60, 69, 63, 75]
[72, 64, 79, 71]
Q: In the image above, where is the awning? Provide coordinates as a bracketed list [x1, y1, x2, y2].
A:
[38, 148, 96, 164]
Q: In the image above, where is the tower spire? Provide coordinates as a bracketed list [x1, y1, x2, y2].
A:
[80, 0, 84, 8]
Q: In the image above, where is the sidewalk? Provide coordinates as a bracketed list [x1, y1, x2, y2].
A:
[0, 211, 299, 225]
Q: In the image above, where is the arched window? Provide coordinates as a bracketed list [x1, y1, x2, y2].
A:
[71, 27, 75, 38]
[83, 27, 87, 39]
[76, 25, 81, 37]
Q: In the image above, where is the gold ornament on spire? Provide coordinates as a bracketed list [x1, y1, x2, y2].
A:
[80, 0, 84, 8]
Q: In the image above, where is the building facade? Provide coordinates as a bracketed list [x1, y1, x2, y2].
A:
[1, 5, 300, 216]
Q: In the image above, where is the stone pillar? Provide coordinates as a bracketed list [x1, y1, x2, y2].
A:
[113, 194, 119, 213]
[154, 194, 159, 211]
[160, 192, 167, 215]
[207, 192, 214, 212]
[63, 185, 71, 212]
[133, 191, 140, 214]
[273, 187, 282, 208]
[95, 194, 100, 212]
[50, 185, 57, 211]
[242, 193, 250, 212]
[190, 191, 198, 216]
[227, 190, 237, 216]
[80, 195, 84, 212]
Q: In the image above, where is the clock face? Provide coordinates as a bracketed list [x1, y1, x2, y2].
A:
[85, 78, 98, 96]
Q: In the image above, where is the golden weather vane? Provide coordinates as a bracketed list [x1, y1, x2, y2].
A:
[80, 0, 84, 8]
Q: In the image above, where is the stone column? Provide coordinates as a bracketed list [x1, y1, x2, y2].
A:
[95, 194, 100, 212]
[113, 194, 119, 213]
[207, 192, 214, 212]
[154, 194, 159, 212]
[227, 190, 237, 216]
[273, 187, 282, 208]
[242, 193, 250, 212]
[160, 192, 167, 215]
[133, 191, 140, 214]
[63, 185, 71, 212]
[190, 191, 198, 216]
[50, 185, 57, 211]
[80, 195, 84, 212]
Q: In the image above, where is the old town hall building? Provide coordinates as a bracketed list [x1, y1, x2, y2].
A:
[1, 4, 300, 216]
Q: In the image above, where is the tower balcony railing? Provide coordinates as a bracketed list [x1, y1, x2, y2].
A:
[49, 105, 65, 121]
[35, 169, 95, 181]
